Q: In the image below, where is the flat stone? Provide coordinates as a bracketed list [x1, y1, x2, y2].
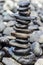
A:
[18, 0, 30, 7]
[0, 22, 6, 32]
[2, 57, 21, 65]
[14, 13, 31, 21]
[14, 27, 33, 33]
[3, 27, 14, 36]
[16, 19, 30, 25]
[30, 31, 43, 42]
[13, 48, 31, 56]
[28, 25, 39, 30]
[9, 40, 30, 48]
[19, 9, 31, 16]
[31, 42, 42, 56]
[11, 31, 30, 39]
[17, 7, 28, 12]
[15, 23, 28, 29]
[15, 38, 28, 44]
[18, 52, 35, 65]
[35, 58, 43, 65]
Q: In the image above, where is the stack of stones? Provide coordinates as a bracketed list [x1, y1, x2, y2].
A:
[11, 0, 35, 65]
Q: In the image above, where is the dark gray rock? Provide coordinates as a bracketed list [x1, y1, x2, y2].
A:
[15, 22, 28, 29]
[18, 52, 35, 65]
[9, 40, 30, 48]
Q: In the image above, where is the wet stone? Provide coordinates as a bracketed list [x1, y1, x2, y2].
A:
[13, 48, 31, 56]
[18, 52, 35, 65]
[9, 40, 30, 48]
[28, 25, 39, 30]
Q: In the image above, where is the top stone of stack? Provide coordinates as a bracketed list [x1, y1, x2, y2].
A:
[18, 0, 30, 7]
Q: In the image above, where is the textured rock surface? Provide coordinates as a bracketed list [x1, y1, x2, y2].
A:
[0, 0, 43, 65]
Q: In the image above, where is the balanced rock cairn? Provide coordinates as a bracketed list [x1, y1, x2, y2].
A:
[11, 0, 35, 65]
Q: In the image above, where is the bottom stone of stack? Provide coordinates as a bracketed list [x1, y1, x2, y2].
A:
[13, 47, 31, 56]
[13, 52, 36, 65]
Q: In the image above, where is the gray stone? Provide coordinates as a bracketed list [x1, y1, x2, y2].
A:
[7, 21, 15, 27]
[15, 38, 28, 44]
[18, 0, 30, 7]
[14, 13, 31, 21]
[2, 57, 21, 65]
[30, 31, 43, 42]
[3, 27, 14, 36]
[28, 25, 39, 30]
[18, 52, 35, 65]
[31, 42, 42, 56]
[0, 22, 6, 32]
[9, 40, 30, 48]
